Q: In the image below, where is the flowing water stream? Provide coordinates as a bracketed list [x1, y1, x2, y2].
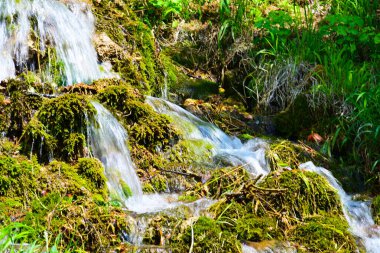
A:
[88, 101, 143, 200]
[146, 96, 380, 253]
[3, 0, 379, 251]
[146, 96, 270, 176]
[0, 0, 109, 85]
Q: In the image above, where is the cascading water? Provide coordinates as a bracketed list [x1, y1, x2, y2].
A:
[0, 0, 110, 85]
[301, 162, 380, 253]
[88, 101, 143, 201]
[146, 96, 380, 252]
[146, 96, 270, 176]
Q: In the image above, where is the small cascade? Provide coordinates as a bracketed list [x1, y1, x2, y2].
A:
[146, 96, 270, 176]
[0, 0, 109, 85]
[88, 101, 143, 201]
[301, 162, 380, 253]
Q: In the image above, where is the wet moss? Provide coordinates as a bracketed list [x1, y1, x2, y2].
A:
[23, 194, 128, 252]
[290, 214, 356, 252]
[1, 79, 43, 138]
[76, 158, 107, 198]
[260, 170, 342, 219]
[0, 155, 39, 199]
[120, 179, 133, 198]
[171, 216, 241, 253]
[96, 82, 180, 151]
[22, 93, 95, 162]
[236, 215, 283, 242]
[91, 1, 179, 95]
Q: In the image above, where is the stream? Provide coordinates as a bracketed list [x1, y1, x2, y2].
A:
[1, 0, 379, 252]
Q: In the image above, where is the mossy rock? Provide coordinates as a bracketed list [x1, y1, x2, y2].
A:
[96, 83, 180, 151]
[207, 167, 251, 199]
[260, 170, 342, 219]
[76, 158, 108, 198]
[0, 155, 39, 199]
[1, 79, 43, 138]
[290, 214, 356, 252]
[22, 93, 95, 162]
[171, 216, 241, 253]
[22, 194, 129, 252]
[236, 215, 283, 242]
[91, 0, 181, 95]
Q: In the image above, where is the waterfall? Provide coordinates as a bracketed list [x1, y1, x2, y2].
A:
[301, 162, 380, 253]
[146, 96, 270, 176]
[0, 0, 109, 85]
[88, 101, 143, 201]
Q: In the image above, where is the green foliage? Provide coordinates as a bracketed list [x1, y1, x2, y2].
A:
[218, 0, 249, 48]
[149, 0, 184, 19]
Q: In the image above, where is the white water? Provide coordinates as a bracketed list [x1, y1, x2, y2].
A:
[242, 243, 297, 253]
[88, 101, 143, 200]
[301, 162, 380, 253]
[0, 0, 109, 85]
[146, 96, 270, 176]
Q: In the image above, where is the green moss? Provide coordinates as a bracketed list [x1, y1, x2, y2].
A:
[168, 139, 213, 164]
[91, 1, 175, 95]
[171, 216, 241, 253]
[120, 179, 133, 198]
[260, 170, 342, 219]
[97, 83, 180, 151]
[0, 155, 39, 198]
[2, 79, 43, 138]
[0, 138, 20, 156]
[207, 167, 251, 199]
[76, 158, 107, 197]
[178, 194, 199, 203]
[23, 194, 128, 252]
[290, 214, 356, 252]
[266, 140, 301, 170]
[22, 93, 95, 162]
[236, 215, 283, 242]
[372, 195, 380, 224]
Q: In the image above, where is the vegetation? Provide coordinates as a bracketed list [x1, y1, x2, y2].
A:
[0, 0, 379, 252]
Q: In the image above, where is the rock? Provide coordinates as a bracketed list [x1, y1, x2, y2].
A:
[93, 32, 126, 61]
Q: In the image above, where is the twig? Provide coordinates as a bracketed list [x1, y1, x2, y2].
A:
[156, 168, 202, 181]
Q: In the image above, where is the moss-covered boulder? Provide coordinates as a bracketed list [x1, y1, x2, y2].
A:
[260, 170, 342, 219]
[0, 79, 43, 138]
[171, 216, 241, 253]
[96, 81, 180, 150]
[22, 93, 95, 162]
[0, 155, 39, 199]
[23, 195, 128, 252]
[90, 0, 181, 95]
[290, 214, 356, 252]
[180, 165, 356, 252]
